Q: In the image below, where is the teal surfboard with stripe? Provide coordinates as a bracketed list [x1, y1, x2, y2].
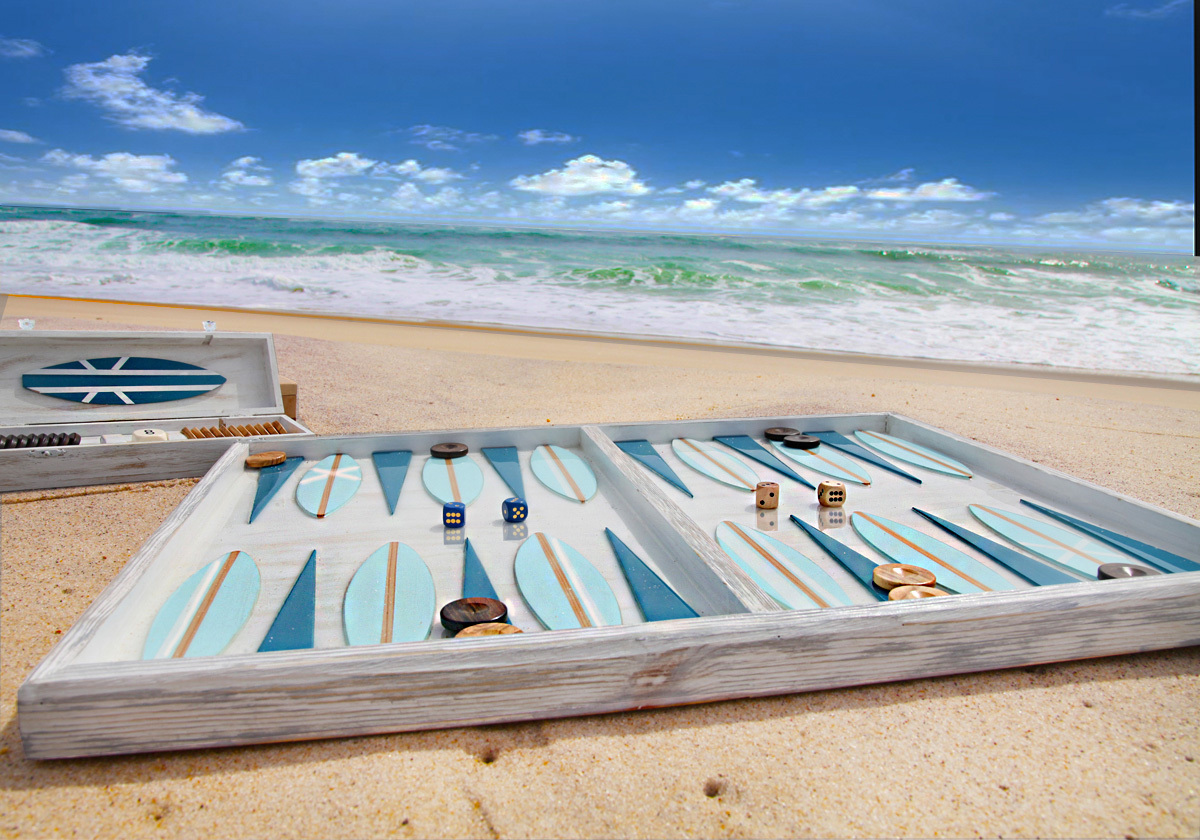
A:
[715, 521, 853, 610]
[296, 454, 362, 518]
[672, 438, 758, 491]
[343, 542, 435, 645]
[143, 550, 260, 659]
[421, 454, 485, 505]
[854, 431, 972, 478]
[968, 505, 1136, 577]
[770, 439, 872, 485]
[515, 533, 621, 629]
[24, 356, 225, 405]
[530, 444, 597, 502]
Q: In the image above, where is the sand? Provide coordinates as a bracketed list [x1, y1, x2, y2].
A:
[1, 295, 1198, 839]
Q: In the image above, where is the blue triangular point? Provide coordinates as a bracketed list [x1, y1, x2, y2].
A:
[482, 446, 525, 498]
[912, 508, 1080, 586]
[803, 431, 923, 484]
[249, 456, 304, 523]
[258, 550, 317, 652]
[371, 450, 413, 515]
[605, 528, 698, 621]
[789, 515, 888, 600]
[463, 538, 501, 601]
[1019, 500, 1197, 574]
[614, 440, 692, 497]
[715, 434, 815, 488]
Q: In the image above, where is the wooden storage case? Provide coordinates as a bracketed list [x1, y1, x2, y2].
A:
[0, 330, 312, 492]
[16, 413, 1200, 759]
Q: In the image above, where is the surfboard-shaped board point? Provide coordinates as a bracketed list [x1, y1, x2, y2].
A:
[249, 456, 303, 523]
[530, 444, 598, 502]
[604, 528, 698, 621]
[515, 533, 621, 629]
[421, 453, 485, 506]
[614, 440, 693, 497]
[482, 446, 526, 498]
[371, 450, 412, 515]
[143, 550, 260, 659]
[715, 520, 853, 610]
[912, 508, 1080, 586]
[789, 516, 888, 600]
[715, 435, 815, 489]
[771, 439, 872, 486]
[344, 542, 435, 645]
[296, 454, 362, 518]
[854, 430, 972, 478]
[463, 538, 501, 601]
[258, 549, 317, 652]
[803, 430, 923, 484]
[672, 438, 758, 491]
[23, 356, 226, 405]
[968, 504, 1147, 578]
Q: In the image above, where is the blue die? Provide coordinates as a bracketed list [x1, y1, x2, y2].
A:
[502, 497, 528, 522]
[443, 501, 465, 528]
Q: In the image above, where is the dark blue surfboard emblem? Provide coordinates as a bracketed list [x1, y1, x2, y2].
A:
[22, 357, 226, 406]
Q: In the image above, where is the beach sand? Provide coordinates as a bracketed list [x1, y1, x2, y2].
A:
[1, 295, 1198, 838]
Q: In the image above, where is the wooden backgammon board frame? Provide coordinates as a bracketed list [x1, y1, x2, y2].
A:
[16, 413, 1200, 759]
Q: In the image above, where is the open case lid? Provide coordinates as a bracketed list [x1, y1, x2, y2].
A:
[0, 331, 284, 427]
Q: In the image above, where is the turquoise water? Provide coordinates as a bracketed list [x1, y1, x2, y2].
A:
[1, 204, 1196, 373]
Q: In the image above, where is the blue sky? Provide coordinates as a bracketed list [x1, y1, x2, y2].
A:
[0, 0, 1193, 249]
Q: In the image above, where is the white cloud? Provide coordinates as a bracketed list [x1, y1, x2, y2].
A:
[709, 179, 861, 209]
[384, 183, 464, 211]
[377, 158, 463, 184]
[289, 178, 330, 200]
[408, 125, 498, 151]
[1105, 0, 1191, 18]
[42, 149, 187, 193]
[867, 178, 992, 202]
[989, 212, 1016, 222]
[510, 154, 651, 197]
[1100, 197, 1193, 221]
[0, 129, 39, 144]
[295, 151, 377, 178]
[0, 37, 46, 59]
[518, 129, 578, 145]
[62, 53, 243, 134]
[684, 180, 707, 190]
[230, 156, 265, 170]
[221, 156, 272, 187]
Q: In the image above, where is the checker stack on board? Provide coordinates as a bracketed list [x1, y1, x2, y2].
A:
[16, 413, 1200, 760]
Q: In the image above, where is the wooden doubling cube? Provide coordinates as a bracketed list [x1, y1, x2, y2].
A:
[502, 496, 528, 522]
[443, 501, 465, 528]
[817, 480, 846, 508]
[755, 482, 779, 510]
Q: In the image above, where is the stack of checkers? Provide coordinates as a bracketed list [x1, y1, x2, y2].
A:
[181, 421, 290, 439]
[2, 432, 82, 449]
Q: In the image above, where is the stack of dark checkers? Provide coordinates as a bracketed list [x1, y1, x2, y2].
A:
[1, 432, 81, 449]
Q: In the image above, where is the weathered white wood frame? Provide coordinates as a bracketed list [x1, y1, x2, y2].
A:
[0, 331, 312, 492]
[16, 413, 1200, 759]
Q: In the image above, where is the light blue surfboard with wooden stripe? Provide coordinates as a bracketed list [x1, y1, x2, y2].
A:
[296, 454, 362, 518]
[143, 550, 260, 659]
[482, 446, 525, 498]
[421, 453, 484, 505]
[770, 440, 872, 485]
[854, 430, 972, 478]
[789, 515, 889, 600]
[371, 450, 412, 515]
[968, 505, 1138, 578]
[851, 512, 1015, 594]
[804, 430, 922, 484]
[672, 438, 758, 491]
[912, 508, 1081, 586]
[530, 444, 597, 502]
[515, 533, 621, 629]
[715, 521, 854, 610]
[343, 542, 435, 646]
[23, 356, 226, 406]
[715, 435, 813, 488]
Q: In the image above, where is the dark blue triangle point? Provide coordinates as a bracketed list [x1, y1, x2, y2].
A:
[605, 528, 698, 621]
[912, 508, 1079, 586]
[803, 430, 923, 484]
[614, 439, 693, 497]
[789, 515, 889, 600]
[715, 435, 815, 489]
[249, 456, 304, 523]
[258, 549, 316, 652]
[463, 538, 501, 601]
[1019, 500, 1197, 574]
[482, 446, 526, 498]
[371, 450, 412, 515]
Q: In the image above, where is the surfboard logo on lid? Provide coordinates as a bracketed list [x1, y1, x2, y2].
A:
[23, 356, 226, 405]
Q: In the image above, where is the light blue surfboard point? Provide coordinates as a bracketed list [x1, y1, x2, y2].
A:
[912, 508, 1080, 586]
[854, 430, 972, 478]
[143, 550, 260, 659]
[851, 512, 1016, 594]
[463, 538, 500, 601]
[23, 356, 226, 405]
[672, 438, 758, 491]
[770, 439, 872, 486]
[249, 456, 304, 524]
[343, 542, 435, 646]
[605, 528, 698, 621]
[296, 454, 362, 518]
[482, 446, 526, 498]
[421, 454, 485, 505]
[803, 430, 923, 484]
[371, 450, 412, 515]
[715, 520, 854, 611]
[715, 435, 815, 489]
[615, 439, 693, 497]
[259, 549, 317, 652]
[968, 504, 1139, 578]
[530, 444, 598, 502]
[515, 533, 622, 629]
[789, 515, 888, 600]
[1019, 499, 1197, 574]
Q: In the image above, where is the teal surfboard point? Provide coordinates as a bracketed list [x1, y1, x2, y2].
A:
[789, 516, 888, 600]
[421, 454, 485, 505]
[803, 430, 922, 484]
[912, 508, 1080, 586]
[296, 454, 362, 518]
[530, 444, 598, 502]
[515, 533, 621, 629]
[249, 456, 303, 523]
[771, 439, 872, 486]
[143, 550, 261, 659]
[672, 438, 758, 491]
[343, 542, 435, 645]
[482, 446, 526, 498]
[968, 504, 1142, 578]
[715, 435, 814, 488]
[716, 520, 854, 610]
[463, 538, 501, 601]
[259, 550, 317, 652]
[615, 439, 693, 497]
[371, 450, 412, 515]
[605, 528, 698, 621]
[854, 430, 972, 478]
